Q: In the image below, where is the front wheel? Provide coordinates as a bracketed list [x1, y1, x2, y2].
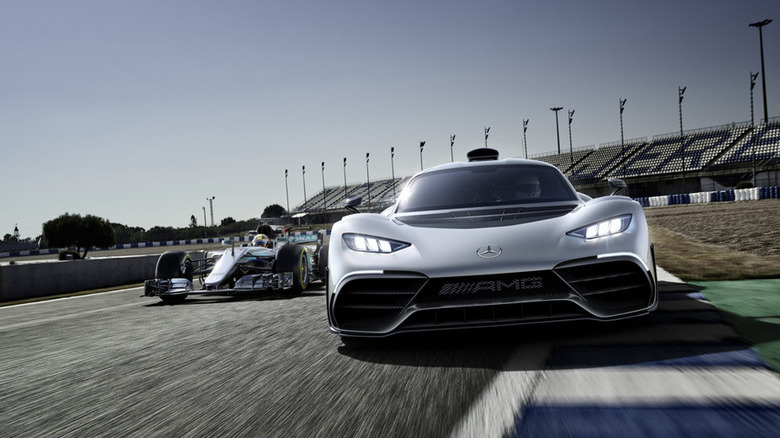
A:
[275, 244, 310, 294]
[154, 251, 192, 302]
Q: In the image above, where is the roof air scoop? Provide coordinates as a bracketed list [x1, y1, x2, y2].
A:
[467, 148, 499, 162]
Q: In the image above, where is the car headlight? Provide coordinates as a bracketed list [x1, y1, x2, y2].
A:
[342, 234, 410, 253]
[567, 214, 632, 239]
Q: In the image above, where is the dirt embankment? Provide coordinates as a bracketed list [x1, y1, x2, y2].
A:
[645, 199, 780, 280]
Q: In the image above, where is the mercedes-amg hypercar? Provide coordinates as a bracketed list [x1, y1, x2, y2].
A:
[326, 148, 657, 340]
[144, 232, 328, 303]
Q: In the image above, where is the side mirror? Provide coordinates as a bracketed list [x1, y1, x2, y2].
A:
[607, 178, 627, 196]
[344, 196, 363, 213]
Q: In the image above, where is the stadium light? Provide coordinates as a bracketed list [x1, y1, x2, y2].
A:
[750, 72, 760, 185]
[749, 19, 772, 123]
[302, 165, 307, 213]
[321, 162, 326, 212]
[550, 107, 563, 154]
[484, 127, 490, 148]
[619, 99, 627, 177]
[678, 86, 687, 193]
[419, 141, 426, 171]
[523, 119, 529, 159]
[450, 135, 456, 162]
[567, 110, 575, 169]
[366, 153, 371, 209]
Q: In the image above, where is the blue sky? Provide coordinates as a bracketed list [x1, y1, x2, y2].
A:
[2, 0, 778, 236]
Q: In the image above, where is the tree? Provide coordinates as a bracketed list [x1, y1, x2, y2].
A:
[190, 215, 198, 228]
[262, 204, 286, 218]
[220, 217, 236, 227]
[43, 213, 115, 258]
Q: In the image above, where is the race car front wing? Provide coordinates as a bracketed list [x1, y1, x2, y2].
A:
[144, 272, 294, 297]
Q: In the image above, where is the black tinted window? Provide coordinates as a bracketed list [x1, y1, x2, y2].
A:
[397, 164, 576, 213]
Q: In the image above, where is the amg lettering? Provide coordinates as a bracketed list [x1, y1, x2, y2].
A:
[439, 277, 543, 295]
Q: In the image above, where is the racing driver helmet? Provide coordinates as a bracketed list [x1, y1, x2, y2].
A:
[252, 234, 272, 248]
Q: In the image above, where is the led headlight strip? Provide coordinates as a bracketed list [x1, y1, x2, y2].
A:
[567, 214, 632, 240]
[342, 233, 410, 253]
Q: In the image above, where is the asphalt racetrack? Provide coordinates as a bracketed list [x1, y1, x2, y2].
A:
[2, 274, 780, 437]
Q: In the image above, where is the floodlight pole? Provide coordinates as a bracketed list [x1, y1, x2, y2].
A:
[749, 19, 772, 123]
[202, 206, 207, 237]
[450, 135, 456, 162]
[321, 161, 326, 211]
[620, 99, 627, 176]
[419, 141, 425, 171]
[522, 119, 529, 159]
[302, 165, 307, 213]
[343, 158, 347, 205]
[284, 170, 290, 217]
[206, 196, 215, 227]
[567, 110, 575, 169]
[750, 72, 759, 185]
[390, 147, 396, 199]
[679, 86, 687, 193]
[550, 107, 563, 154]
[366, 153, 371, 209]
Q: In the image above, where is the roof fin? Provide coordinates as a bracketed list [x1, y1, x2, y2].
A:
[467, 148, 499, 162]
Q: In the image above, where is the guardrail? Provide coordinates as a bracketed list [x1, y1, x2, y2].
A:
[634, 186, 779, 207]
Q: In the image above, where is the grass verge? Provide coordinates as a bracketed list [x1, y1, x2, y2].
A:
[693, 280, 780, 373]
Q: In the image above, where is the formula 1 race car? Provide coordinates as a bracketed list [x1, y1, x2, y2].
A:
[144, 232, 328, 303]
[326, 148, 658, 340]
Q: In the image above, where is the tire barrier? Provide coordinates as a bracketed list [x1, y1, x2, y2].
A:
[634, 186, 778, 207]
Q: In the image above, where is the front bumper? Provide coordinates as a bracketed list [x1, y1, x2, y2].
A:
[328, 254, 657, 337]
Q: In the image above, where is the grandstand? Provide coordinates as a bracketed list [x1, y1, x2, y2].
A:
[569, 138, 647, 182]
[291, 118, 780, 219]
[530, 146, 595, 174]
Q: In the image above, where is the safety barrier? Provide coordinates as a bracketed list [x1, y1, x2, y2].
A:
[633, 186, 779, 207]
[0, 230, 332, 259]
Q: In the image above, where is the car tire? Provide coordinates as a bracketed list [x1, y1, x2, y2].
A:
[155, 251, 192, 302]
[317, 244, 329, 284]
[276, 244, 309, 294]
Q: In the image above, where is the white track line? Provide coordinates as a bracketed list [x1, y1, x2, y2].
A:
[449, 343, 550, 438]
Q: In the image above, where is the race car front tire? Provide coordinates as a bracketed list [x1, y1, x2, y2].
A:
[276, 244, 309, 294]
[154, 251, 192, 302]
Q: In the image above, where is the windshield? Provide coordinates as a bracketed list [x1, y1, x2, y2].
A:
[396, 164, 577, 213]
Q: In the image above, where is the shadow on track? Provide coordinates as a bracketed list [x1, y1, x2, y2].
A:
[337, 281, 766, 371]
[142, 286, 326, 307]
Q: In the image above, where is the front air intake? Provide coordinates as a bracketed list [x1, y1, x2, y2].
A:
[555, 260, 653, 314]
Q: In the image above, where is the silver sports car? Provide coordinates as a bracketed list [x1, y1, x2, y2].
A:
[326, 148, 657, 340]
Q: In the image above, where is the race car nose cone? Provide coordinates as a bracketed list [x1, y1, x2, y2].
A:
[476, 245, 502, 258]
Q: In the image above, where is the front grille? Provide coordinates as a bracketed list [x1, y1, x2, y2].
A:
[555, 260, 653, 314]
[334, 277, 425, 331]
[413, 271, 571, 306]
